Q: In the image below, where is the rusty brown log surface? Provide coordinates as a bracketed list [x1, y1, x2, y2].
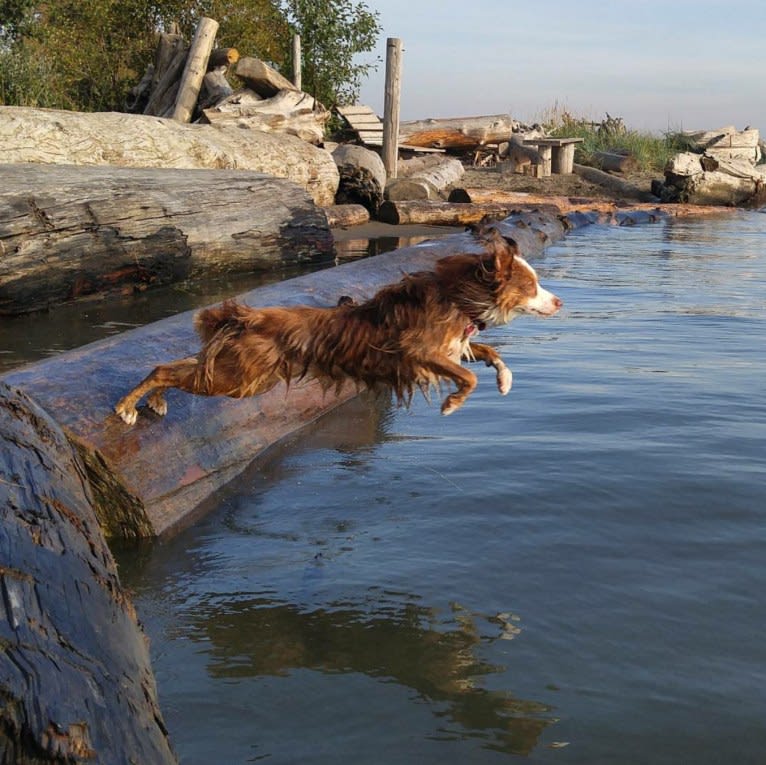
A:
[324, 204, 371, 228]
[2, 211, 572, 538]
[0, 382, 176, 763]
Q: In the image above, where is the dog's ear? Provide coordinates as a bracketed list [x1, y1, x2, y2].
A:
[477, 228, 518, 277]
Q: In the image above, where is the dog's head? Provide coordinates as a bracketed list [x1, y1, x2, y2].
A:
[475, 226, 563, 324]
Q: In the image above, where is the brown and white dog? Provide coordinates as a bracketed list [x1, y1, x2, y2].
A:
[114, 226, 562, 425]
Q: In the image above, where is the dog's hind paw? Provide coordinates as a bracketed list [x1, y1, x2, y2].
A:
[497, 367, 513, 395]
[441, 395, 465, 416]
[147, 394, 167, 417]
[115, 403, 138, 425]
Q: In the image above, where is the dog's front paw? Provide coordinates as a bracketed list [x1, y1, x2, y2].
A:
[497, 366, 513, 396]
[115, 403, 138, 425]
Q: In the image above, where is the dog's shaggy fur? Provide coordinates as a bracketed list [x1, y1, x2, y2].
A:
[115, 226, 562, 425]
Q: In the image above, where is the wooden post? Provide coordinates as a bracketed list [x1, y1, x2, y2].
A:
[292, 34, 302, 90]
[172, 16, 219, 123]
[382, 37, 402, 179]
[552, 143, 577, 174]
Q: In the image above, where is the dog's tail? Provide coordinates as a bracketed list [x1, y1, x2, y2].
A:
[194, 299, 250, 343]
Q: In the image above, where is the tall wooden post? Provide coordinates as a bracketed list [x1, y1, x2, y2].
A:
[292, 34, 302, 90]
[172, 17, 218, 122]
[382, 37, 402, 179]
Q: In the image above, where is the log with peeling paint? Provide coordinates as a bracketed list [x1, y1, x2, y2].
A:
[0, 382, 176, 763]
[0, 164, 334, 315]
[0, 105, 340, 206]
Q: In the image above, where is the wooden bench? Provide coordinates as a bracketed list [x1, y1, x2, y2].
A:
[522, 137, 584, 175]
[336, 104, 444, 153]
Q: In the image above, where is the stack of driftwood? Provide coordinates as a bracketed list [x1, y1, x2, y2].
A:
[654, 126, 766, 205]
[129, 17, 327, 144]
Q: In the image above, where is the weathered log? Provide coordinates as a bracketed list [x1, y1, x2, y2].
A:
[235, 56, 297, 97]
[385, 156, 465, 201]
[207, 46, 239, 70]
[398, 114, 515, 150]
[2, 212, 572, 537]
[202, 88, 328, 144]
[143, 36, 188, 117]
[172, 16, 218, 123]
[198, 66, 234, 110]
[0, 164, 334, 315]
[573, 163, 657, 201]
[591, 150, 639, 174]
[331, 143, 387, 212]
[0, 106, 340, 206]
[125, 62, 154, 113]
[379, 200, 522, 225]
[324, 203, 370, 227]
[0, 382, 176, 763]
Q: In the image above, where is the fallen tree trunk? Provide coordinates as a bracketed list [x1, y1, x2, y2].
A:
[2, 211, 573, 537]
[0, 382, 176, 763]
[398, 114, 515, 150]
[171, 16, 218, 123]
[378, 199, 521, 225]
[591, 151, 639, 174]
[573, 163, 657, 201]
[385, 156, 465, 201]
[235, 56, 298, 97]
[324, 203, 370, 227]
[0, 164, 333, 315]
[331, 143, 387, 212]
[0, 106, 340, 206]
[202, 88, 328, 144]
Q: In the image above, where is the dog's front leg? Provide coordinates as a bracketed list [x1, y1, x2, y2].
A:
[466, 342, 512, 395]
[421, 355, 478, 415]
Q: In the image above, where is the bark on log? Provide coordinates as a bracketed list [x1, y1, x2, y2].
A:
[0, 106, 340, 206]
[0, 164, 333, 315]
[172, 17, 218, 123]
[591, 151, 639, 174]
[385, 156, 465, 201]
[235, 56, 298, 98]
[331, 143, 387, 212]
[0, 382, 176, 763]
[202, 88, 328, 144]
[324, 203, 370, 227]
[398, 114, 515, 150]
[2, 212, 574, 537]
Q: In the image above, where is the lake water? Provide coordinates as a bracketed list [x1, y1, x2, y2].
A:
[108, 211, 763, 763]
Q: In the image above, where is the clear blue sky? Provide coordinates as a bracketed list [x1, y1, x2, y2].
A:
[357, 0, 764, 134]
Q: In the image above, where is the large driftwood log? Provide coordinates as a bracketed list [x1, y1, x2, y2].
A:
[331, 143, 387, 212]
[591, 151, 639, 174]
[172, 16, 218, 123]
[378, 200, 523, 225]
[143, 34, 187, 117]
[202, 88, 328, 144]
[398, 114, 515, 150]
[682, 126, 761, 163]
[385, 156, 465, 201]
[573, 163, 656, 201]
[3, 212, 572, 537]
[0, 382, 176, 763]
[0, 164, 333, 315]
[235, 56, 297, 97]
[0, 106, 339, 205]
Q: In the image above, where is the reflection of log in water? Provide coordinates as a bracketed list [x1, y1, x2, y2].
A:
[189, 594, 553, 755]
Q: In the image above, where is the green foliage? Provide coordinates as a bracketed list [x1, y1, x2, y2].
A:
[280, 0, 381, 107]
[543, 106, 683, 173]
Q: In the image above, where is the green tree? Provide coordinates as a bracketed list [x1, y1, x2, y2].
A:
[280, 0, 380, 107]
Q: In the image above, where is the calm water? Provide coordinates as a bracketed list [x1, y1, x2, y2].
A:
[112, 212, 765, 764]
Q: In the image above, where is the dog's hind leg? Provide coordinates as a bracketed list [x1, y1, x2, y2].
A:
[421, 356, 478, 415]
[466, 342, 512, 395]
[115, 357, 200, 425]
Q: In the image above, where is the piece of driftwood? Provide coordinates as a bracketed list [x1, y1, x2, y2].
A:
[208, 46, 239, 70]
[2, 211, 573, 538]
[202, 88, 328, 144]
[573, 163, 657, 201]
[378, 200, 524, 226]
[235, 56, 297, 97]
[0, 164, 333, 315]
[172, 17, 218, 123]
[198, 66, 234, 110]
[143, 34, 188, 117]
[324, 204, 370, 227]
[591, 151, 639, 174]
[0, 382, 176, 763]
[0, 106, 340, 205]
[682, 126, 761, 163]
[385, 156, 465, 201]
[331, 143, 387, 212]
[398, 114, 516, 150]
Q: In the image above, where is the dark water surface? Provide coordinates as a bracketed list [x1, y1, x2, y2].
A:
[110, 212, 764, 764]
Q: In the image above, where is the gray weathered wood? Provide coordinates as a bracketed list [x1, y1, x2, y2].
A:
[0, 106, 340, 205]
[292, 34, 302, 90]
[172, 16, 218, 123]
[0, 382, 176, 763]
[0, 164, 333, 315]
[198, 66, 234, 110]
[591, 150, 639, 174]
[382, 37, 403, 178]
[385, 156, 465, 201]
[235, 56, 297, 97]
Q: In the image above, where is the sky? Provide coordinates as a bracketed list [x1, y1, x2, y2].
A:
[356, 0, 764, 134]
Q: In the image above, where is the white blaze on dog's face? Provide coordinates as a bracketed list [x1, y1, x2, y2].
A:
[511, 255, 563, 317]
